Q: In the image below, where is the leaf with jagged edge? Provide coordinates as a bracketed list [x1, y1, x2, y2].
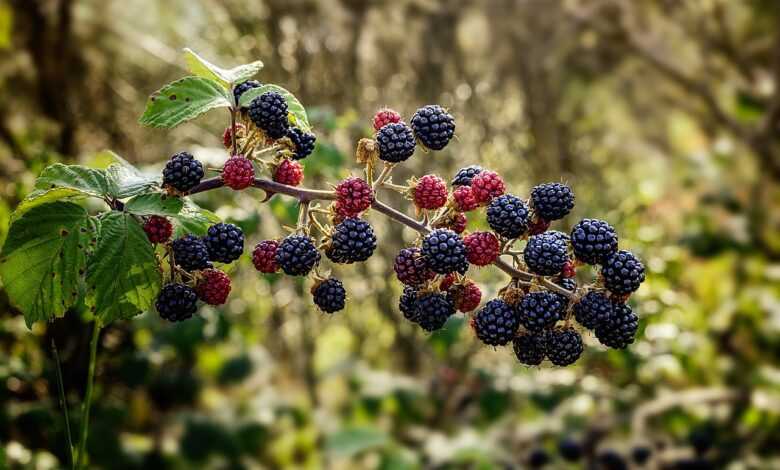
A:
[171, 198, 221, 237]
[104, 150, 160, 198]
[34, 163, 111, 197]
[183, 48, 264, 93]
[238, 84, 311, 132]
[11, 187, 87, 221]
[125, 193, 183, 216]
[139, 76, 232, 129]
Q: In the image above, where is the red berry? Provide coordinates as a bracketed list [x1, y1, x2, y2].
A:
[561, 260, 576, 278]
[335, 177, 374, 217]
[471, 170, 505, 204]
[452, 185, 479, 212]
[222, 155, 255, 190]
[143, 215, 172, 244]
[222, 123, 246, 149]
[450, 213, 467, 234]
[449, 280, 482, 312]
[527, 218, 551, 235]
[439, 273, 457, 292]
[195, 268, 232, 305]
[372, 108, 402, 131]
[252, 240, 280, 273]
[273, 159, 304, 186]
[463, 231, 500, 266]
[413, 174, 448, 210]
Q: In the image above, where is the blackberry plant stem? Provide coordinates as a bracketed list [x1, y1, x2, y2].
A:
[76, 321, 101, 470]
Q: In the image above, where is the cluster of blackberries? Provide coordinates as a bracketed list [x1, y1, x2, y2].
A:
[526, 437, 654, 469]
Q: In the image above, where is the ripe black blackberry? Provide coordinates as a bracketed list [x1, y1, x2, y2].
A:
[376, 122, 416, 163]
[595, 302, 638, 349]
[486, 194, 530, 239]
[410, 104, 455, 150]
[570, 218, 618, 265]
[517, 291, 564, 331]
[286, 126, 316, 160]
[554, 276, 578, 309]
[311, 278, 346, 313]
[248, 91, 289, 139]
[204, 223, 244, 263]
[631, 446, 651, 465]
[233, 80, 261, 106]
[172, 235, 211, 271]
[523, 231, 569, 276]
[601, 250, 645, 295]
[528, 448, 550, 468]
[326, 218, 377, 264]
[414, 292, 455, 331]
[275, 234, 320, 276]
[513, 331, 547, 366]
[394, 247, 434, 286]
[399, 286, 419, 322]
[473, 299, 520, 346]
[558, 437, 583, 462]
[162, 151, 204, 193]
[573, 291, 614, 330]
[598, 450, 629, 470]
[451, 165, 483, 186]
[156, 283, 198, 322]
[531, 182, 575, 221]
[421, 228, 467, 274]
[546, 327, 583, 366]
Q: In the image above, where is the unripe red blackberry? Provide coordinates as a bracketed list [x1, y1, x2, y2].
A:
[421, 228, 467, 274]
[473, 298, 520, 346]
[143, 215, 173, 244]
[570, 218, 618, 265]
[252, 240, 280, 273]
[517, 291, 564, 331]
[470, 170, 505, 204]
[412, 174, 448, 210]
[486, 194, 529, 239]
[451, 165, 483, 187]
[530, 182, 575, 221]
[595, 302, 638, 349]
[393, 247, 435, 286]
[573, 291, 613, 330]
[221, 155, 255, 190]
[286, 126, 316, 160]
[172, 234, 211, 271]
[311, 277, 346, 313]
[448, 280, 482, 312]
[523, 231, 569, 276]
[463, 231, 499, 266]
[162, 151, 204, 193]
[222, 123, 246, 149]
[546, 327, 583, 366]
[275, 234, 320, 276]
[410, 104, 456, 151]
[273, 159, 304, 186]
[513, 331, 547, 366]
[335, 177, 374, 217]
[156, 283, 198, 322]
[195, 269, 232, 306]
[326, 218, 377, 264]
[434, 212, 468, 234]
[561, 260, 577, 278]
[376, 122, 416, 163]
[414, 292, 455, 331]
[452, 185, 479, 212]
[439, 273, 457, 292]
[527, 217, 551, 236]
[248, 91, 289, 139]
[372, 108, 402, 131]
[601, 250, 645, 295]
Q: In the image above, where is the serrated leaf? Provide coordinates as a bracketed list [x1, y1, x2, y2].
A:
[238, 84, 311, 132]
[35, 163, 111, 197]
[125, 193, 183, 216]
[12, 187, 87, 220]
[171, 199, 221, 237]
[86, 212, 161, 324]
[183, 48, 231, 88]
[104, 150, 160, 198]
[0, 202, 95, 328]
[139, 76, 232, 129]
[225, 61, 264, 87]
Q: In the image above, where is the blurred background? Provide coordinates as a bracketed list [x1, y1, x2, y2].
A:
[1, 0, 780, 468]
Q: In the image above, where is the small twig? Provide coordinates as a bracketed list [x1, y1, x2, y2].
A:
[372, 163, 395, 189]
[52, 340, 75, 469]
[75, 321, 102, 469]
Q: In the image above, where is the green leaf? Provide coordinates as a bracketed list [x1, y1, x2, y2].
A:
[139, 76, 232, 129]
[183, 48, 264, 93]
[12, 187, 87, 220]
[104, 151, 160, 198]
[171, 199, 221, 237]
[0, 202, 95, 328]
[86, 212, 161, 324]
[325, 428, 389, 457]
[125, 193, 183, 216]
[225, 61, 264, 88]
[35, 163, 111, 198]
[238, 84, 311, 131]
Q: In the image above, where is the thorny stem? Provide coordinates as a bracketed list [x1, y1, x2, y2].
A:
[186, 177, 578, 300]
[75, 321, 101, 470]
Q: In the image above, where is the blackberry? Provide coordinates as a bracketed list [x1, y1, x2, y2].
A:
[412, 174, 448, 210]
[470, 170, 505, 204]
[335, 177, 374, 217]
[631, 446, 651, 465]
[195, 269, 231, 306]
[410, 104, 455, 150]
[558, 437, 583, 462]
[421, 228, 467, 274]
[595, 302, 638, 349]
[143, 215, 172, 244]
[326, 218, 377, 264]
[156, 283, 198, 322]
[601, 250, 645, 294]
[546, 327, 583, 366]
[221, 155, 255, 190]
[376, 122, 416, 163]
[473, 299, 520, 346]
[574, 291, 613, 330]
[204, 223, 244, 263]
[448, 280, 482, 312]
[233, 80, 261, 106]
[463, 231, 499, 266]
[248, 91, 289, 139]
[451, 165, 483, 186]
[414, 292, 455, 331]
[394, 247, 435, 286]
[517, 291, 564, 331]
[528, 448, 550, 468]
[530, 182, 575, 221]
[570, 218, 618, 265]
[172, 235, 211, 271]
[399, 286, 419, 322]
[452, 185, 479, 212]
[372, 108, 402, 131]
[598, 450, 629, 470]
[513, 331, 547, 366]
[286, 126, 316, 160]
[312, 278, 346, 313]
[486, 194, 530, 239]
[523, 231, 569, 276]
[275, 234, 320, 276]
[163, 151, 204, 193]
[252, 240, 279, 273]
[553, 276, 578, 309]
[273, 158, 304, 186]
